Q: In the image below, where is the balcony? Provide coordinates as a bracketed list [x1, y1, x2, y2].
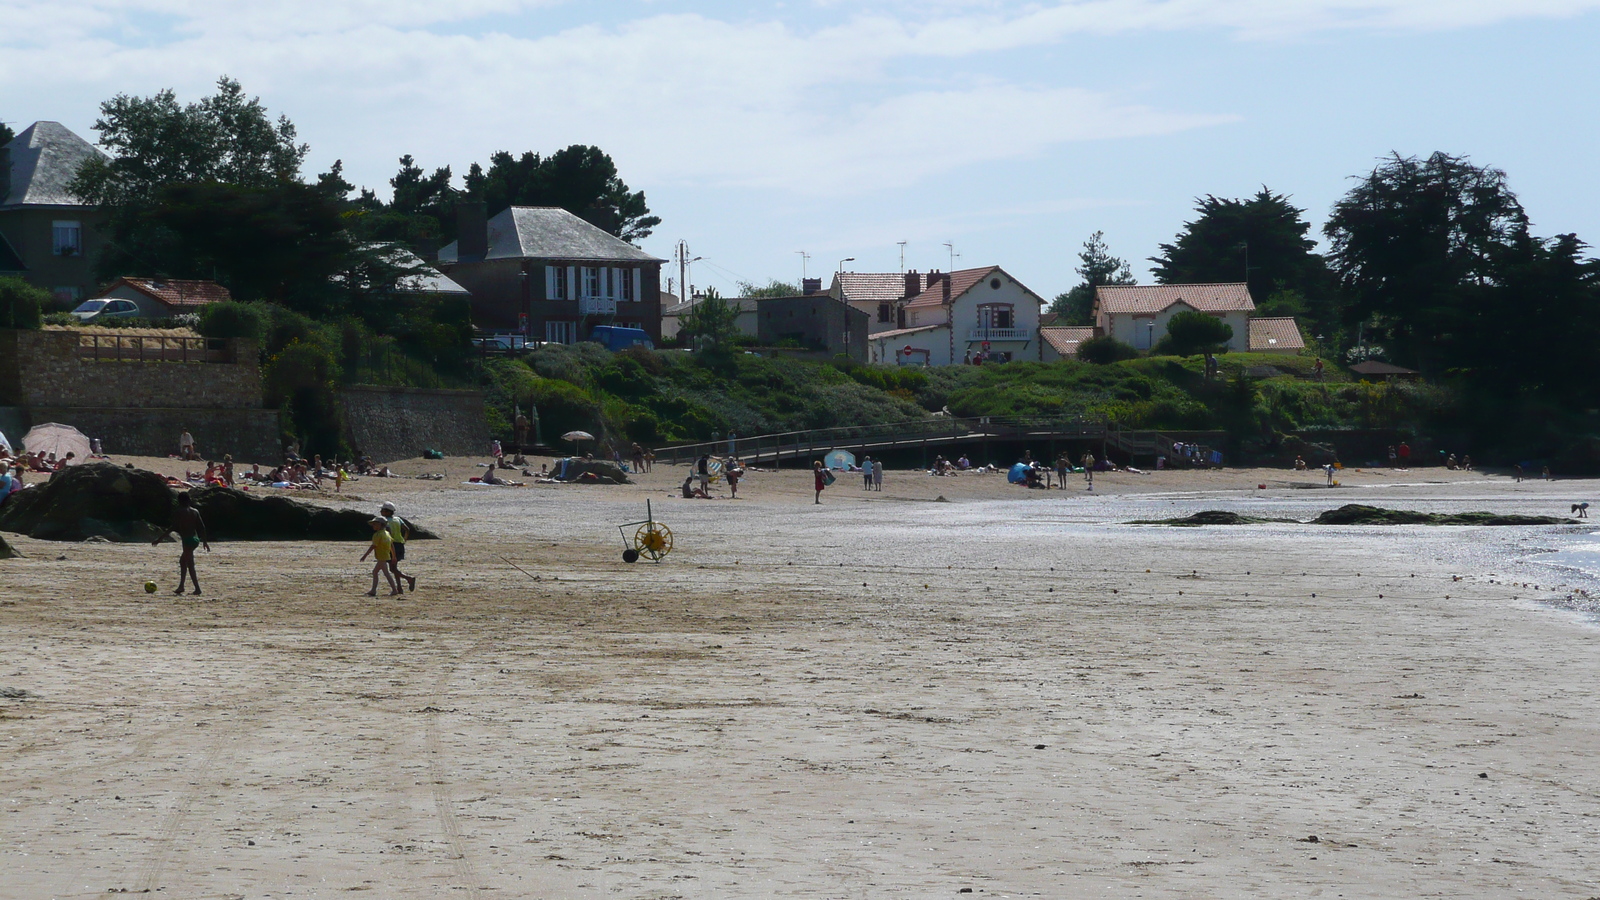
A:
[579, 296, 617, 316]
[965, 327, 1032, 342]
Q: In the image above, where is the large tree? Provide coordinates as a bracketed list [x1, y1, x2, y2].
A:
[463, 145, 660, 243]
[1324, 152, 1529, 370]
[71, 76, 306, 207]
[1151, 189, 1340, 335]
[1049, 231, 1136, 325]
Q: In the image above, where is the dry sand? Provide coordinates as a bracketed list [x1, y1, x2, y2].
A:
[3, 457, 1600, 898]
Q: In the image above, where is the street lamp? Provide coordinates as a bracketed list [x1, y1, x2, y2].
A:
[838, 257, 854, 275]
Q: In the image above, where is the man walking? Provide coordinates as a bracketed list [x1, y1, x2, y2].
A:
[156, 492, 210, 595]
[862, 456, 874, 490]
[380, 502, 417, 592]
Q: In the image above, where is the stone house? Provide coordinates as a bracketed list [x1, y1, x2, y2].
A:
[436, 204, 665, 343]
[0, 122, 110, 306]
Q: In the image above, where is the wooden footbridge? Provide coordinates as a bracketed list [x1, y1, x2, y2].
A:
[652, 416, 1200, 468]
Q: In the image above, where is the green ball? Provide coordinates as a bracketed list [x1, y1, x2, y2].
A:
[144, 581, 157, 594]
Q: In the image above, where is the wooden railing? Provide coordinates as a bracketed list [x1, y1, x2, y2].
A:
[75, 333, 234, 363]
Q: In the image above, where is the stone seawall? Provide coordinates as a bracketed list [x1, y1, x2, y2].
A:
[340, 386, 489, 463]
[23, 407, 281, 462]
[1, 328, 262, 409]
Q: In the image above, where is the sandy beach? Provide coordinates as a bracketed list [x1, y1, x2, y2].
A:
[4, 457, 1600, 898]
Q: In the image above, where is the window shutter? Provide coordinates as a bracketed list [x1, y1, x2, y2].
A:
[545, 266, 556, 300]
[569, 267, 578, 299]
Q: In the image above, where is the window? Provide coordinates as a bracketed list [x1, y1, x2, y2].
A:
[977, 303, 1014, 329]
[52, 221, 82, 256]
[620, 269, 635, 302]
[878, 303, 892, 323]
[548, 265, 569, 300]
[545, 320, 577, 344]
[583, 267, 601, 298]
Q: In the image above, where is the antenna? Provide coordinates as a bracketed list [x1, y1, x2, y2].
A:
[796, 250, 810, 281]
[943, 242, 959, 271]
[897, 241, 907, 274]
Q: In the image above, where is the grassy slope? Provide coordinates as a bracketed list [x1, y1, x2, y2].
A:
[481, 346, 1454, 449]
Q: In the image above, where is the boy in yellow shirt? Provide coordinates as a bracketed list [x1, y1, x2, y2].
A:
[360, 517, 400, 596]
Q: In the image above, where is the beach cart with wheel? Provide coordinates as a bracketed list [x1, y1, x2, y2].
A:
[617, 499, 673, 563]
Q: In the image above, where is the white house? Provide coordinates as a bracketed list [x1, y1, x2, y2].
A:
[866, 266, 1046, 366]
[1247, 317, 1306, 355]
[1040, 326, 1098, 361]
[1094, 283, 1256, 352]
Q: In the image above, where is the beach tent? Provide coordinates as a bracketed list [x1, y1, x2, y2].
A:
[824, 449, 856, 470]
[1007, 462, 1030, 484]
[21, 423, 91, 463]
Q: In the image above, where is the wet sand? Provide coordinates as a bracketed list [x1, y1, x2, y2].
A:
[3, 459, 1600, 898]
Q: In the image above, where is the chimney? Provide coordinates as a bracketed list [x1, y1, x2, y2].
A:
[456, 201, 488, 261]
[926, 270, 947, 301]
[903, 270, 922, 300]
[802, 277, 822, 296]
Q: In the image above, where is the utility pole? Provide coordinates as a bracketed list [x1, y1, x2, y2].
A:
[677, 240, 689, 303]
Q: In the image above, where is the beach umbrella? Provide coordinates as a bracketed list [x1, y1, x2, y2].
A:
[824, 448, 856, 470]
[21, 423, 91, 464]
[562, 430, 596, 454]
[0, 429, 11, 455]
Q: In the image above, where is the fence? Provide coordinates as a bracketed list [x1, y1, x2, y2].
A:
[75, 333, 233, 364]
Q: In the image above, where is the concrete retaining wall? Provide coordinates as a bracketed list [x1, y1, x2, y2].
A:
[19, 407, 281, 462]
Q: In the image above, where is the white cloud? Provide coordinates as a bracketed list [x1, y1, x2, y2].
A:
[1, 0, 1594, 199]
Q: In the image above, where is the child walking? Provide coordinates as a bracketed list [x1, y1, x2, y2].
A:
[360, 517, 400, 596]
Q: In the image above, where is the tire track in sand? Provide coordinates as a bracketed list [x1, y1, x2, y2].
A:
[422, 637, 493, 898]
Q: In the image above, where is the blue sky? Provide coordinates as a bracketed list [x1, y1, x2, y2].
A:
[4, 0, 1597, 300]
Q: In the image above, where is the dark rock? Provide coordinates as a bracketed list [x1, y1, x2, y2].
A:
[554, 458, 632, 484]
[1130, 510, 1293, 526]
[0, 531, 17, 559]
[1311, 504, 1576, 526]
[0, 463, 436, 543]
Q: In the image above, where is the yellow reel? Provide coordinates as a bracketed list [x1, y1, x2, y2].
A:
[633, 522, 673, 561]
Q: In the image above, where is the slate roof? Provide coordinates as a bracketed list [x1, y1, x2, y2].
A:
[1247, 317, 1305, 352]
[98, 277, 232, 309]
[362, 244, 471, 295]
[903, 266, 1000, 310]
[1040, 326, 1098, 358]
[832, 272, 928, 304]
[437, 207, 662, 264]
[1095, 283, 1254, 315]
[2, 121, 104, 209]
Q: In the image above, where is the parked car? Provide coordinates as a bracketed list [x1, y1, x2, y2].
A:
[471, 333, 536, 352]
[70, 298, 142, 323]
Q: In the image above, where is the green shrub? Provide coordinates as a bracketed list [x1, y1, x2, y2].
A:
[1077, 336, 1140, 364]
[0, 277, 48, 330]
[197, 300, 267, 340]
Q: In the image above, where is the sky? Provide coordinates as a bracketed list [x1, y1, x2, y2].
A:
[4, 0, 1598, 300]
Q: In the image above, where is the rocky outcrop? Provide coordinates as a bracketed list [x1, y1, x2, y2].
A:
[0, 463, 437, 542]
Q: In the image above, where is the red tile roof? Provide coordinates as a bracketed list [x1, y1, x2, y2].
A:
[903, 266, 998, 310]
[1040, 326, 1098, 358]
[102, 277, 232, 309]
[1247, 317, 1305, 352]
[1096, 283, 1253, 315]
